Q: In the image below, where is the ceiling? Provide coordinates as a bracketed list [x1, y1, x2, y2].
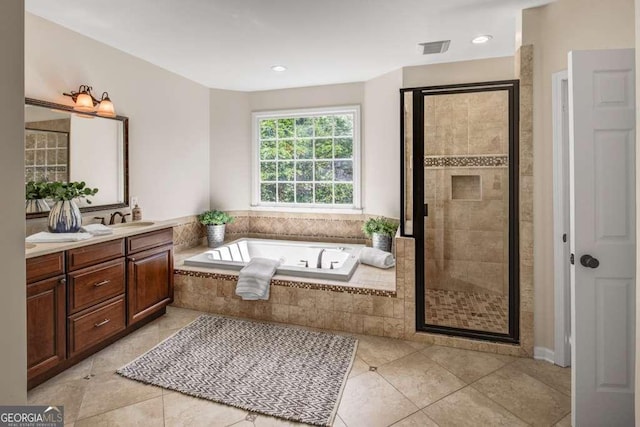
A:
[25, 0, 551, 91]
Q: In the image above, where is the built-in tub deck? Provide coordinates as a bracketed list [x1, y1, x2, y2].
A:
[174, 244, 396, 296]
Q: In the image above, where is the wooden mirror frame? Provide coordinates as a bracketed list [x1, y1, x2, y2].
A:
[25, 97, 130, 219]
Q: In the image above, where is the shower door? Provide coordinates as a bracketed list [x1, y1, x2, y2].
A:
[401, 81, 520, 343]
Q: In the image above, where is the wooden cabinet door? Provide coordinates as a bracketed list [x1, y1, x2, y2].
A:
[27, 276, 66, 380]
[127, 244, 174, 325]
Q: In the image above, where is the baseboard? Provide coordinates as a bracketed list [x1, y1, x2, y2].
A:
[533, 347, 555, 364]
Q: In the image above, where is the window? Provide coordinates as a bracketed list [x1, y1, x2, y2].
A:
[252, 106, 360, 210]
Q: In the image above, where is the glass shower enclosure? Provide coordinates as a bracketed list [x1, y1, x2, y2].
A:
[401, 81, 520, 343]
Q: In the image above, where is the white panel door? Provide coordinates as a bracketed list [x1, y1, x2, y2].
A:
[569, 48, 636, 427]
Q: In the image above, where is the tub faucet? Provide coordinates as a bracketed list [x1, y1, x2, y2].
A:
[316, 249, 326, 269]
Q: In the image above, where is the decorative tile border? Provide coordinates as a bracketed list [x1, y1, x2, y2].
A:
[174, 269, 397, 297]
[424, 155, 509, 168]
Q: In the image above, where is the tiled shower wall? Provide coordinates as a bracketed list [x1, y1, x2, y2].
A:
[424, 91, 510, 297]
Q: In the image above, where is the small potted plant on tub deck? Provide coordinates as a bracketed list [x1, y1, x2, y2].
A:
[362, 217, 398, 252]
[199, 210, 235, 248]
[47, 181, 99, 233]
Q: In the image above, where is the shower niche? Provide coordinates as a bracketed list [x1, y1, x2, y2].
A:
[401, 81, 520, 343]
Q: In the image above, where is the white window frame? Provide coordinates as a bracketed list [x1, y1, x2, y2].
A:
[251, 105, 362, 213]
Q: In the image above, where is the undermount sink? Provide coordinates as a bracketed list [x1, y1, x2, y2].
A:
[26, 243, 37, 250]
[109, 221, 155, 229]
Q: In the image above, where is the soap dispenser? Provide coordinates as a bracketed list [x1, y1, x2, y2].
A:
[132, 204, 142, 221]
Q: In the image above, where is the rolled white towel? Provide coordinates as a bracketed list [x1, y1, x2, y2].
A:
[359, 247, 395, 269]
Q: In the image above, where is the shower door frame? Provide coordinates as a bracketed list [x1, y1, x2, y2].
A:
[400, 80, 520, 344]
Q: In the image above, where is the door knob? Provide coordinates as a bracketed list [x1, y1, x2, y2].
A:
[580, 254, 600, 268]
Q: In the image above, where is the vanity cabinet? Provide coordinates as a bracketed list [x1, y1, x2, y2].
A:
[127, 229, 174, 325]
[26, 227, 174, 389]
[66, 238, 127, 358]
[26, 253, 66, 380]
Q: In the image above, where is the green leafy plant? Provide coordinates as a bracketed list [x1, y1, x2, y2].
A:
[25, 181, 51, 200]
[48, 181, 99, 204]
[362, 217, 398, 238]
[198, 210, 235, 226]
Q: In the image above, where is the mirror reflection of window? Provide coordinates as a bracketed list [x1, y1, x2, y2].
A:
[25, 128, 69, 183]
[25, 108, 71, 184]
[24, 101, 128, 216]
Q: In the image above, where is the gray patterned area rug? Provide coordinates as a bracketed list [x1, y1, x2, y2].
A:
[117, 315, 357, 426]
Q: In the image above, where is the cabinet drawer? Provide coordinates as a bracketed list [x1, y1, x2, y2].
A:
[127, 228, 173, 254]
[27, 252, 64, 284]
[68, 296, 126, 357]
[68, 258, 126, 314]
[67, 239, 125, 272]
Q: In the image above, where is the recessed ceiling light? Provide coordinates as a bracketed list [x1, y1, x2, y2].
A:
[271, 65, 287, 72]
[471, 35, 493, 44]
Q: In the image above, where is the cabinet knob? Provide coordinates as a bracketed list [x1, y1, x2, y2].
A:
[59, 278, 66, 285]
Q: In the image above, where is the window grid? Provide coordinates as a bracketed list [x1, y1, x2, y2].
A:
[24, 129, 69, 183]
[258, 112, 355, 206]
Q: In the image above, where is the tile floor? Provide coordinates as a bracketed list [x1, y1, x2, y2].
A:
[28, 306, 571, 427]
[425, 289, 509, 334]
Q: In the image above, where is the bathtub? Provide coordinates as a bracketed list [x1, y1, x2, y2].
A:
[183, 238, 363, 281]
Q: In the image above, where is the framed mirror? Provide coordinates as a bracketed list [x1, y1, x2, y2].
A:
[25, 98, 129, 218]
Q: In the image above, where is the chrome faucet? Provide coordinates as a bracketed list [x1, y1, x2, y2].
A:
[316, 249, 326, 269]
[109, 211, 131, 225]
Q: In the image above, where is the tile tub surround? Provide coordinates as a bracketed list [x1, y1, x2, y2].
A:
[171, 211, 401, 250]
[174, 236, 529, 357]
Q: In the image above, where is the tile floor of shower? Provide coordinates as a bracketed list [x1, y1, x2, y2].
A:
[425, 289, 509, 334]
[28, 306, 571, 427]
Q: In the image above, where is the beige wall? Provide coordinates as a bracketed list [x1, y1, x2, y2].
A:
[250, 82, 364, 112]
[0, 0, 27, 403]
[209, 58, 516, 219]
[636, 0, 640, 421]
[210, 89, 251, 210]
[25, 13, 211, 220]
[403, 56, 515, 88]
[363, 69, 403, 217]
[522, 0, 635, 350]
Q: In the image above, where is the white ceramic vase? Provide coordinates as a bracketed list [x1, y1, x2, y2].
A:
[48, 200, 82, 233]
[25, 199, 50, 214]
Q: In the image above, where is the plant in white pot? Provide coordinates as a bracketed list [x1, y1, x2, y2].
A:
[362, 217, 398, 253]
[47, 181, 98, 233]
[199, 210, 235, 248]
[25, 181, 51, 213]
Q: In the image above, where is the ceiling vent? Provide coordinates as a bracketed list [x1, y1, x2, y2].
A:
[419, 40, 451, 55]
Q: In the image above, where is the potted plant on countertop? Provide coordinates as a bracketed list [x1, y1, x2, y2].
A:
[362, 217, 398, 253]
[47, 181, 99, 233]
[25, 181, 51, 213]
[199, 209, 235, 248]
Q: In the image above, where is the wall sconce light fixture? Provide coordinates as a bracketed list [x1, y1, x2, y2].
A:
[63, 85, 116, 118]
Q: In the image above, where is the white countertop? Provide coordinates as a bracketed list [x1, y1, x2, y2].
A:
[26, 219, 177, 259]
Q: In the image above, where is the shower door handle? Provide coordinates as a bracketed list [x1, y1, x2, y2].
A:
[424, 204, 428, 217]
